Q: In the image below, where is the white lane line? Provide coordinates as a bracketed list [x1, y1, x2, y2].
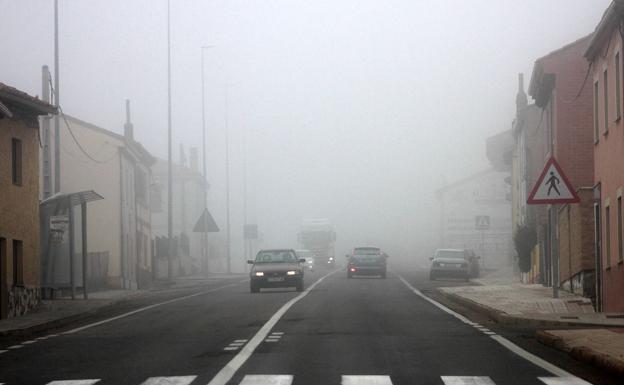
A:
[223, 347, 239, 351]
[139, 376, 198, 385]
[63, 283, 239, 335]
[538, 377, 594, 385]
[341, 375, 393, 385]
[239, 375, 293, 385]
[270, 332, 284, 335]
[397, 274, 583, 379]
[207, 270, 338, 385]
[441, 376, 496, 385]
[233, 339, 248, 343]
[7, 345, 23, 349]
[21, 340, 36, 344]
[46, 381, 101, 385]
[264, 339, 280, 343]
[37, 336, 50, 340]
[0, 350, 8, 354]
[47, 334, 59, 338]
[484, 331, 497, 335]
[229, 342, 246, 347]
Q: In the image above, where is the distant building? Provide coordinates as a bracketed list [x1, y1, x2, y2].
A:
[151, 147, 221, 276]
[0, 82, 56, 318]
[437, 169, 513, 268]
[43, 101, 155, 290]
[529, 34, 595, 299]
[585, 1, 624, 312]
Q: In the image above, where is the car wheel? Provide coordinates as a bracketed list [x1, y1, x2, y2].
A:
[296, 279, 304, 292]
[250, 283, 260, 293]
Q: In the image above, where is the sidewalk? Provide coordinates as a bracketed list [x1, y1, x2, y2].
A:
[435, 267, 624, 376]
[0, 273, 246, 338]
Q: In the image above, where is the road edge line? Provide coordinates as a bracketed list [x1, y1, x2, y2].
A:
[395, 274, 585, 380]
[206, 269, 339, 385]
[62, 283, 240, 335]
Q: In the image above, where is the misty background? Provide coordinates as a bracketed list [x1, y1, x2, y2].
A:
[0, 0, 610, 270]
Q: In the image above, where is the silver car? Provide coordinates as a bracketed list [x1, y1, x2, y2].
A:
[429, 249, 471, 281]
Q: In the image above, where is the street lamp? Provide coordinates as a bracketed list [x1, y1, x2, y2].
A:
[167, 0, 174, 281]
[200, 44, 215, 275]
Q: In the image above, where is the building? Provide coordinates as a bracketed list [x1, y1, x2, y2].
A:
[437, 168, 513, 269]
[0, 82, 56, 318]
[151, 146, 222, 276]
[585, 1, 624, 312]
[510, 74, 547, 283]
[528, 35, 596, 298]
[43, 101, 155, 290]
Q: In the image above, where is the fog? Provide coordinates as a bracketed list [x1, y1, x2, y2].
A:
[1, 0, 610, 270]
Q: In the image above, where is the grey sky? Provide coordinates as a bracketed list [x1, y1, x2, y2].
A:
[1, 0, 611, 267]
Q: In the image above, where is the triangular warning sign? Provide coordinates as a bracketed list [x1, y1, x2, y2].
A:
[193, 208, 220, 233]
[527, 157, 580, 205]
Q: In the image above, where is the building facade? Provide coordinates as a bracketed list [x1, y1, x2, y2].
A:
[437, 169, 513, 269]
[0, 83, 56, 318]
[45, 102, 155, 290]
[585, 2, 624, 312]
[528, 35, 596, 298]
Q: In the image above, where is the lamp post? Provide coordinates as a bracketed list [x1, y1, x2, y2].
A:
[225, 83, 232, 273]
[201, 45, 215, 275]
[167, 0, 174, 281]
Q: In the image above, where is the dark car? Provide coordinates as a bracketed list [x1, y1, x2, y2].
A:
[248, 249, 306, 293]
[429, 248, 478, 281]
[346, 247, 387, 278]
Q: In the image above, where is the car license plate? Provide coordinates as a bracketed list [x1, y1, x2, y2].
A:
[268, 277, 284, 282]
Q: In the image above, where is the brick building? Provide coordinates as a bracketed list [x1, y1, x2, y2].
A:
[585, 1, 624, 312]
[528, 35, 595, 298]
[0, 83, 56, 318]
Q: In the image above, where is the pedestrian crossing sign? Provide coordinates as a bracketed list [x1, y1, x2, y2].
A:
[527, 157, 580, 204]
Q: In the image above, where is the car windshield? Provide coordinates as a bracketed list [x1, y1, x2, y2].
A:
[255, 251, 297, 263]
[354, 248, 380, 255]
[435, 250, 465, 259]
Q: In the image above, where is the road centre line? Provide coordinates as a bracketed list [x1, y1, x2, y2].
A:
[396, 274, 585, 380]
[207, 270, 338, 385]
[440, 376, 496, 385]
[139, 377, 197, 385]
[341, 375, 393, 385]
[239, 375, 293, 385]
[63, 282, 240, 335]
[46, 380, 101, 385]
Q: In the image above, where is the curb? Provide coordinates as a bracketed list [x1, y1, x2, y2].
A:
[434, 288, 615, 328]
[536, 330, 624, 376]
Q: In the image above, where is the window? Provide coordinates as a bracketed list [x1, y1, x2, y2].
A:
[135, 167, 147, 203]
[11, 138, 22, 185]
[618, 197, 623, 262]
[594, 81, 599, 142]
[12, 240, 23, 287]
[616, 53, 621, 119]
[606, 205, 611, 268]
[604, 69, 609, 134]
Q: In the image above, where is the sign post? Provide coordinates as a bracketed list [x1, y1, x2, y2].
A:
[527, 157, 580, 298]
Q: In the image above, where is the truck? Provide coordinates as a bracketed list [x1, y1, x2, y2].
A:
[297, 218, 336, 267]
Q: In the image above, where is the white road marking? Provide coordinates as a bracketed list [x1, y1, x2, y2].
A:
[270, 332, 284, 335]
[206, 270, 338, 385]
[224, 347, 239, 351]
[139, 376, 197, 385]
[264, 339, 280, 343]
[538, 377, 593, 385]
[239, 375, 293, 385]
[47, 334, 59, 338]
[341, 375, 393, 385]
[233, 339, 248, 343]
[37, 336, 49, 340]
[0, 350, 8, 354]
[484, 331, 497, 335]
[46, 381, 101, 385]
[63, 283, 238, 335]
[229, 342, 246, 347]
[441, 376, 496, 385]
[396, 275, 584, 380]
[21, 340, 36, 344]
[7, 345, 22, 349]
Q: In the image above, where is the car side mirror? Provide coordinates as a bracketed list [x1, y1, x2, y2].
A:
[299, 258, 306, 263]
[247, 260, 255, 264]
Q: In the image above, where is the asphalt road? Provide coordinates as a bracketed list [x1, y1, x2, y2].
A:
[0, 267, 615, 385]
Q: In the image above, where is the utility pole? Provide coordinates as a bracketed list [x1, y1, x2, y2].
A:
[54, 0, 60, 193]
[225, 84, 231, 273]
[167, 0, 174, 281]
[201, 45, 214, 275]
[42, 65, 52, 199]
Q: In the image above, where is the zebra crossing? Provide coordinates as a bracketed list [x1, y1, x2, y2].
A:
[0, 374, 593, 385]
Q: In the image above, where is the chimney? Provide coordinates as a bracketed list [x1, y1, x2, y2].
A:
[124, 99, 134, 139]
[179, 143, 187, 167]
[516, 73, 528, 112]
[189, 147, 199, 172]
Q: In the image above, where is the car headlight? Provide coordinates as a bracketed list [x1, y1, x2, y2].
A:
[287, 270, 297, 276]
[255, 272, 264, 277]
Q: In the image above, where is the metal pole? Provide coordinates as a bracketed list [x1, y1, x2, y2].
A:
[81, 202, 88, 299]
[225, 84, 231, 273]
[167, 0, 174, 281]
[201, 45, 214, 275]
[68, 201, 75, 299]
[54, 0, 60, 193]
[552, 205, 559, 298]
[243, 123, 248, 268]
[42, 66, 52, 199]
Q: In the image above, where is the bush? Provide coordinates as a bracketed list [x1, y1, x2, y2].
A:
[514, 224, 537, 273]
